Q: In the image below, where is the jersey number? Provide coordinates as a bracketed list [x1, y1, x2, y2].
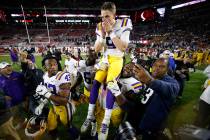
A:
[65, 74, 71, 81]
[106, 37, 116, 49]
[141, 88, 154, 104]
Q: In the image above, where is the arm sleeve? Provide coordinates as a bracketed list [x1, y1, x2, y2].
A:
[95, 22, 104, 45]
[120, 31, 131, 44]
[120, 19, 133, 44]
[149, 78, 180, 98]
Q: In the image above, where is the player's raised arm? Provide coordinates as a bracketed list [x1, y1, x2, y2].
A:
[94, 23, 106, 53]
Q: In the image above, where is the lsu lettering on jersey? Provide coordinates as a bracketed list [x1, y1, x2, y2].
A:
[43, 71, 71, 105]
[77, 60, 95, 91]
[96, 18, 132, 57]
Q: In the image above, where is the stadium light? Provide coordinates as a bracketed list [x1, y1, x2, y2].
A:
[157, 8, 165, 17]
[171, 0, 206, 9]
[44, 14, 96, 17]
[118, 15, 130, 18]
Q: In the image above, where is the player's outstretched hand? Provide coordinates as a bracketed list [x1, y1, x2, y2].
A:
[133, 64, 154, 84]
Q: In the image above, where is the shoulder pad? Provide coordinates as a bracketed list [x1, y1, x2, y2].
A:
[56, 71, 71, 85]
[120, 18, 133, 32]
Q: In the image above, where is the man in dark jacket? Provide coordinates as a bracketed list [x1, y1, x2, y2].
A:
[134, 58, 179, 139]
[115, 58, 180, 140]
[20, 59, 44, 114]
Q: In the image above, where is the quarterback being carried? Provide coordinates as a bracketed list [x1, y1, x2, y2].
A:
[81, 1, 132, 140]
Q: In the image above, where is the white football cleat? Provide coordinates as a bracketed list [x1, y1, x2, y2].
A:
[81, 118, 95, 133]
[91, 121, 97, 136]
[98, 123, 109, 140]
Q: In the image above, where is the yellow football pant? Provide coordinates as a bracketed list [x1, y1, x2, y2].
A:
[47, 105, 69, 131]
[95, 56, 123, 83]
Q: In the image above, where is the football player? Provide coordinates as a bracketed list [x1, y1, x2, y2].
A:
[34, 55, 79, 140]
[64, 53, 78, 77]
[77, 50, 125, 137]
[81, 2, 132, 139]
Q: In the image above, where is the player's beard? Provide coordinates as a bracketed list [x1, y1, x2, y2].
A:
[50, 70, 58, 77]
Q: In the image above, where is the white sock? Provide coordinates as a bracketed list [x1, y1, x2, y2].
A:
[87, 104, 96, 119]
[102, 108, 112, 125]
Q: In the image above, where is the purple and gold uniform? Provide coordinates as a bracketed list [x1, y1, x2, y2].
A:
[90, 18, 132, 108]
[43, 71, 73, 131]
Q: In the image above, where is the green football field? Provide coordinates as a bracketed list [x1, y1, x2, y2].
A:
[0, 54, 207, 139]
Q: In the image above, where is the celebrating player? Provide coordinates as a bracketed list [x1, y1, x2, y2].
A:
[34, 55, 80, 140]
[81, 2, 132, 139]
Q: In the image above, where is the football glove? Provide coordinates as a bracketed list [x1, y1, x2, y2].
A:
[36, 85, 52, 99]
[34, 103, 45, 115]
[107, 80, 121, 97]
[34, 99, 48, 115]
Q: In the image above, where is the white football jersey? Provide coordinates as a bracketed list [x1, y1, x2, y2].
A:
[119, 77, 143, 93]
[43, 71, 71, 105]
[95, 18, 132, 57]
[77, 60, 95, 91]
[64, 58, 78, 74]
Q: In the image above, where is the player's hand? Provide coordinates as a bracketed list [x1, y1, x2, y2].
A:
[95, 56, 109, 71]
[94, 62, 108, 71]
[133, 64, 154, 84]
[122, 63, 135, 78]
[107, 80, 121, 97]
[99, 62, 108, 71]
[36, 85, 52, 99]
[102, 19, 113, 34]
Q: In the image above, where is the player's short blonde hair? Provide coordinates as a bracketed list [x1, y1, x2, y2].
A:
[101, 2, 116, 14]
